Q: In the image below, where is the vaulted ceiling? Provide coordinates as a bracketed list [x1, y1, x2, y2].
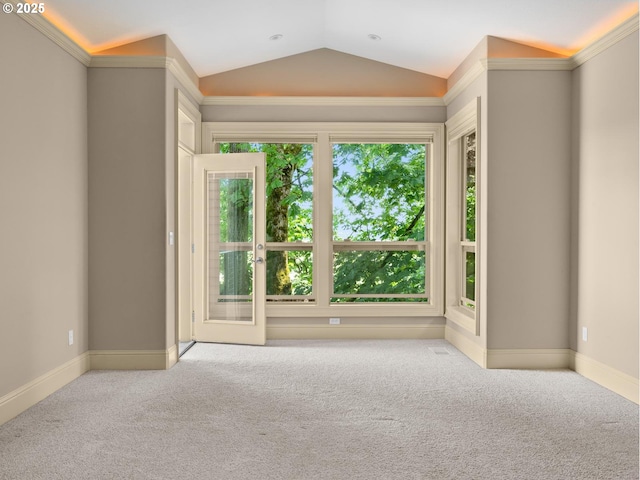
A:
[41, 0, 638, 79]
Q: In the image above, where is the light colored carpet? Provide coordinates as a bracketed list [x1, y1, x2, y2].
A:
[0, 340, 638, 479]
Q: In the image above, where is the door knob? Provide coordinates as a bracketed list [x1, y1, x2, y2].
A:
[254, 257, 264, 264]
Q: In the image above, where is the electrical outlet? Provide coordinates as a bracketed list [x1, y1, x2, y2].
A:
[68, 329, 74, 346]
[329, 317, 341, 325]
[582, 327, 588, 342]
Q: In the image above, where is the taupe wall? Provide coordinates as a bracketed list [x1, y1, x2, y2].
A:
[200, 105, 446, 123]
[0, 13, 88, 396]
[486, 70, 572, 349]
[571, 32, 639, 378]
[88, 68, 168, 351]
[200, 48, 447, 97]
[446, 67, 573, 353]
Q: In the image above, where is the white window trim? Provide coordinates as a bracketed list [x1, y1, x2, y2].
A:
[176, 90, 202, 343]
[445, 99, 480, 335]
[201, 122, 445, 317]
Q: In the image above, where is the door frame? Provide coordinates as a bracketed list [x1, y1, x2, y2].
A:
[176, 92, 201, 352]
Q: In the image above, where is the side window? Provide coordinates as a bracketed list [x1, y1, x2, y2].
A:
[460, 132, 476, 310]
[445, 99, 479, 334]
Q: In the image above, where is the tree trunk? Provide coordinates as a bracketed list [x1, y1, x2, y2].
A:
[223, 144, 251, 296]
[266, 144, 301, 295]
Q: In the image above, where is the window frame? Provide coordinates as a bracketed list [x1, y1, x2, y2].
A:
[202, 122, 445, 318]
[445, 99, 480, 335]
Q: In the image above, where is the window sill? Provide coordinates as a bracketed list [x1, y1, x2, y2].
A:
[267, 303, 443, 317]
[445, 306, 478, 335]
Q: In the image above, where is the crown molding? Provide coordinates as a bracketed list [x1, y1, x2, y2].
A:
[443, 13, 638, 105]
[2, 1, 91, 66]
[89, 55, 171, 68]
[201, 96, 445, 107]
[443, 60, 486, 106]
[446, 97, 479, 142]
[572, 13, 639, 68]
[167, 59, 205, 104]
[483, 58, 574, 71]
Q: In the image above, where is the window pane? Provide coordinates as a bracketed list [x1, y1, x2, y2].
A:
[219, 143, 313, 242]
[464, 132, 476, 242]
[333, 144, 426, 241]
[217, 251, 253, 298]
[266, 250, 312, 297]
[208, 172, 254, 315]
[465, 250, 475, 301]
[216, 175, 253, 243]
[333, 250, 426, 301]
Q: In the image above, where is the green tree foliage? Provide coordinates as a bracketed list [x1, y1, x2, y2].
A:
[332, 144, 427, 301]
[333, 144, 425, 242]
[464, 132, 476, 302]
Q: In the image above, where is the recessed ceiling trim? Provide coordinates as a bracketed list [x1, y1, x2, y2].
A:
[3, 1, 91, 66]
[573, 13, 638, 67]
[483, 58, 574, 71]
[443, 61, 486, 106]
[201, 96, 446, 107]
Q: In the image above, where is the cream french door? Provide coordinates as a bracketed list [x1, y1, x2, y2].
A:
[192, 153, 266, 345]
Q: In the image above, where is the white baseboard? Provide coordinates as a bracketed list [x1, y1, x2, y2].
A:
[90, 349, 175, 370]
[267, 324, 445, 340]
[0, 352, 90, 426]
[444, 326, 639, 404]
[486, 348, 572, 369]
[445, 325, 486, 367]
[570, 352, 639, 404]
[167, 344, 178, 369]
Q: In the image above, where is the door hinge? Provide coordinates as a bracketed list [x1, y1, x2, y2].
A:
[191, 244, 195, 254]
[191, 311, 195, 323]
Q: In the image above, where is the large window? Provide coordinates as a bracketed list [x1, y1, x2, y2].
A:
[206, 123, 444, 316]
[332, 143, 428, 303]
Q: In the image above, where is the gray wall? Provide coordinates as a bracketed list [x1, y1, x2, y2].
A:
[570, 32, 639, 378]
[200, 105, 447, 123]
[88, 68, 168, 351]
[0, 12, 88, 396]
[486, 70, 572, 349]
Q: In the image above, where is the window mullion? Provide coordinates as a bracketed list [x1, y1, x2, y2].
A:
[315, 132, 332, 307]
